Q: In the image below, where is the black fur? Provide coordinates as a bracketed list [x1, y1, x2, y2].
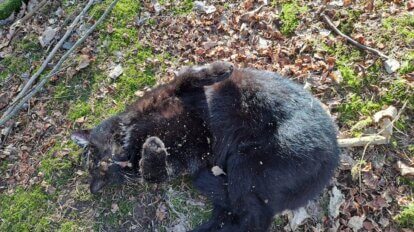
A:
[72, 62, 339, 231]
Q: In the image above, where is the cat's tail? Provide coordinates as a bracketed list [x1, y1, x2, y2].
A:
[192, 168, 229, 208]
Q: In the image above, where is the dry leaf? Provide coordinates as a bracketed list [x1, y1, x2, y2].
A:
[397, 161, 414, 176]
[111, 203, 119, 213]
[348, 215, 365, 231]
[408, 0, 414, 10]
[287, 207, 310, 231]
[38, 27, 57, 47]
[329, 186, 345, 218]
[76, 55, 91, 71]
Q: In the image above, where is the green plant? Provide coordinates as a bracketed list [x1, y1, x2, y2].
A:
[280, 2, 306, 35]
[395, 203, 414, 228]
[0, 0, 23, 20]
[0, 187, 53, 231]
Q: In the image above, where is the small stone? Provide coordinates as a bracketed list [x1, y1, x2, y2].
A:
[329, 186, 345, 218]
[384, 59, 400, 74]
[319, 29, 331, 37]
[38, 27, 58, 47]
[62, 42, 74, 50]
[194, 1, 217, 14]
[257, 37, 270, 49]
[109, 64, 123, 79]
[348, 215, 365, 231]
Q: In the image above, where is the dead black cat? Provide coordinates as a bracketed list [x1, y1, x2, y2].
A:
[71, 61, 339, 232]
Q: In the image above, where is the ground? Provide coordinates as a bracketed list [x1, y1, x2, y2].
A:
[0, 0, 413, 231]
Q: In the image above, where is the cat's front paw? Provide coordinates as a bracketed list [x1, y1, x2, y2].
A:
[139, 136, 169, 183]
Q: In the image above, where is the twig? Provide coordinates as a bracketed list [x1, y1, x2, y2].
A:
[239, 4, 266, 23]
[320, 13, 390, 60]
[3, 0, 95, 118]
[338, 135, 388, 147]
[0, 0, 49, 50]
[356, 100, 408, 189]
[0, 0, 120, 126]
[11, 0, 49, 28]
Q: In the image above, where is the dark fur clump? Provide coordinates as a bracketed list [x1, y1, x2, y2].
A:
[72, 61, 339, 232]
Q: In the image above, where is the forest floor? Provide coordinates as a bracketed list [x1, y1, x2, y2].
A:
[0, 0, 413, 231]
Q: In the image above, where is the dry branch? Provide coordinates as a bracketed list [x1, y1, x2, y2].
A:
[0, 0, 120, 126]
[321, 13, 390, 60]
[4, 0, 95, 118]
[0, 0, 49, 50]
[338, 135, 388, 147]
[11, 0, 49, 28]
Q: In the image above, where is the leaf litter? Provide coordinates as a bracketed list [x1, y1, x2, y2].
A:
[0, 0, 413, 231]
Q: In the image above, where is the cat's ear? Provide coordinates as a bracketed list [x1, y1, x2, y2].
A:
[71, 130, 91, 147]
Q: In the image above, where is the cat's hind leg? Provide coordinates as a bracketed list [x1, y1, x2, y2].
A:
[175, 61, 233, 89]
[190, 169, 232, 232]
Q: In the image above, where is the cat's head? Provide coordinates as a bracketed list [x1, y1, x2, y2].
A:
[71, 116, 132, 193]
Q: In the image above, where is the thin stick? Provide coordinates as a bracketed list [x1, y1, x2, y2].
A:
[338, 135, 388, 147]
[356, 100, 408, 189]
[0, 0, 49, 50]
[11, 0, 49, 27]
[320, 13, 390, 60]
[0, 0, 120, 126]
[4, 0, 95, 119]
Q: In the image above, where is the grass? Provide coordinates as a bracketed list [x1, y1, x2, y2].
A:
[1, 1, 413, 231]
[39, 140, 82, 186]
[280, 1, 307, 35]
[319, 35, 413, 130]
[338, 9, 362, 35]
[159, 0, 194, 15]
[395, 203, 414, 228]
[0, 35, 42, 82]
[0, 0, 23, 20]
[0, 187, 53, 231]
[383, 14, 414, 43]
[166, 185, 212, 228]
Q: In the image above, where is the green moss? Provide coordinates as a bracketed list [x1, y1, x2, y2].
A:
[0, 160, 9, 177]
[0, 0, 23, 20]
[337, 94, 381, 126]
[395, 203, 414, 228]
[68, 101, 92, 121]
[338, 10, 362, 35]
[159, 0, 194, 15]
[0, 187, 53, 231]
[0, 35, 42, 82]
[400, 52, 414, 75]
[280, 2, 306, 35]
[338, 65, 361, 90]
[39, 141, 81, 186]
[0, 55, 30, 81]
[383, 15, 414, 43]
[59, 221, 83, 232]
[94, 195, 136, 228]
[166, 184, 211, 228]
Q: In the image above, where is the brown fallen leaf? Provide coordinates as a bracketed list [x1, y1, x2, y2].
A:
[111, 203, 119, 213]
[408, 0, 414, 10]
[76, 54, 91, 71]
